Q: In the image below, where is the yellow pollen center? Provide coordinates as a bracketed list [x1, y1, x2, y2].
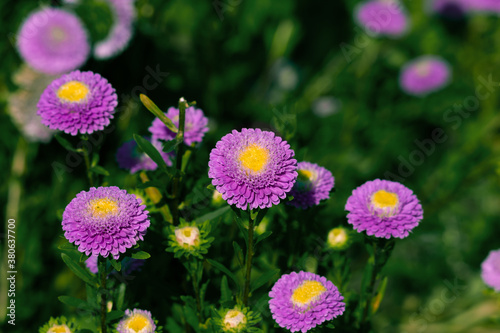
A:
[415, 61, 431, 77]
[224, 310, 246, 329]
[89, 198, 118, 218]
[238, 144, 269, 173]
[183, 229, 192, 237]
[291, 280, 326, 306]
[51, 27, 67, 42]
[48, 325, 70, 333]
[126, 314, 149, 332]
[57, 81, 90, 103]
[297, 169, 313, 182]
[371, 190, 398, 209]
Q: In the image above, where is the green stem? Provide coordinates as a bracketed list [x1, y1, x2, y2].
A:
[81, 136, 94, 187]
[99, 257, 107, 333]
[191, 261, 202, 322]
[243, 212, 255, 306]
[172, 98, 187, 225]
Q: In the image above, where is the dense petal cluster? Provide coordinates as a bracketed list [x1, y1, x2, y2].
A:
[345, 179, 423, 239]
[16, 8, 89, 75]
[269, 271, 345, 332]
[208, 128, 298, 210]
[355, 0, 409, 37]
[37, 70, 118, 135]
[62, 186, 150, 259]
[399, 56, 451, 96]
[481, 249, 500, 291]
[116, 308, 156, 333]
[116, 138, 173, 173]
[149, 106, 209, 146]
[94, 0, 136, 59]
[288, 161, 334, 209]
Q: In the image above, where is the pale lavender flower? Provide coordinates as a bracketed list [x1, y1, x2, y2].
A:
[355, 0, 409, 37]
[399, 56, 451, 96]
[481, 249, 500, 291]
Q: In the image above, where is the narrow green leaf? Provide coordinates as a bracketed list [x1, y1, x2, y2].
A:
[255, 231, 273, 246]
[61, 253, 98, 287]
[133, 134, 169, 171]
[371, 276, 388, 315]
[89, 165, 109, 176]
[131, 251, 151, 259]
[220, 275, 232, 303]
[140, 94, 178, 133]
[251, 269, 280, 294]
[116, 283, 126, 311]
[91, 152, 99, 167]
[232, 241, 244, 268]
[207, 184, 216, 191]
[58, 241, 76, 251]
[55, 134, 78, 152]
[162, 139, 180, 153]
[255, 208, 269, 225]
[106, 310, 125, 323]
[58, 295, 92, 310]
[193, 206, 231, 224]
[109, 258, 121, 272]
[207, 259, 240, 292]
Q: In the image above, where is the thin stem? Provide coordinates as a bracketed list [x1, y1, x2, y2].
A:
[172, 97, 187, 225]
[191, 260, 202, 322]
[81, 136, 94, 187]
[99, 257, 107, 333]
[243, 212, 255, 306]
[360, 242, 378, 329]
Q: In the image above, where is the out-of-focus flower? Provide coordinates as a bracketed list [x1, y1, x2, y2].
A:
[166, 221, 214, 259]
[208, 128, 297, 210]
[355, 0, 409, 37]
[481, 249, 500, 291]
[399, 56, 451, 96]
[327, 226, 352, 250]
[116, 137, 173, 173]
[312, 97, 341, 118]
[288, 162, 334, 209]
[214, 306, 261, 332]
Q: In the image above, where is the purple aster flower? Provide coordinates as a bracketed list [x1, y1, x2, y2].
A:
[16, 7, 90, 75]
[355, 0, 409, 37]
[94, 0, 135, 59]
[117, 308, 156, 333]
[37, 70, 118, 135]
[481, 249, 500, 291]
[62, 186, 150, 259]
[148, 106, 209, 146]
[269, 271, 345, 333]
[116, 137, 173, 173]
[429, 0, 470, 18]
[208, 128, 298, 210]
[345, 179, 423, 239]
[468, 0, 500, 14]
[288, 162, 334, 209]
[399, 56, 451, 96]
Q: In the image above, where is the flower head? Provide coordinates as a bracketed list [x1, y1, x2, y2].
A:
[116, 137, 173, 173]
[468, 0, 500, 14]
[429, 0, 470, 18]
[214, 306, 261, 332]
[345, 179, 423, 239]
[288, 162, 334, 209]
[327, 227, 352, 251]
[116, 308, 156, 333]
[62, 186, 150, 259]
[167, 221, 214, 259]
[399, 56, 451, 96]
[39, 316, 76, 333]
[481, 249, 500, 291]
[149, 106, 209, 146]
[355, 0, 409, 37]
[269, 271, 345, 332]
[94, 0, 136, 59]
[208, 128, 297, 210]
[17, 8, 89, 75]
[37, 70, 118, 135]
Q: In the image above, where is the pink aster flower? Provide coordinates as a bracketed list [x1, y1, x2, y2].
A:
[149, 106, 209, 146]
[429, 0, 471, 18]
[288, 161, 334, 209]
[37, 70, 118, 135]
[345, 179, 423, 239]
[16, 7, 90, 75]
[208, 128, 298, 210]
[116, 308, 156, 333]
[94, 0, 136, 59]
[269, 271, 345, 333]
[468, 0, 500, 14]
[481, 249, 500, 291]
[399, 56, 451, 96]
[116, 137, 173, 173]
[62, 186, 150, 259]
[355, 0, 409, 37]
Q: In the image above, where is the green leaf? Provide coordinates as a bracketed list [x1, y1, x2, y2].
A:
[133, 134, 169, 171]
[61, 253, 98, 287]
[89, 165, 110, 176]
[58, 295, 92, 310]
[132, 251, 151, 259]
[255, 231, 272, 246]
[106, 310, 125, 323]
[193, 206, 231, 224]
[91, 152, 99, 167]
[207, 259, 240, 292]
[116, 283, 126, 311]
[255, 208, 269, 225]
[207, 184, 216, 191]
[140, 94, 178, 133]
[220, 275, 232, 303]
[251, 269, 280, 294]
[162, 139, 180, 153]
[232, 241, 244, 268]
[371, 276, 388, 315]
[55, 134, 78, 152]
[109, 258, 121, 272]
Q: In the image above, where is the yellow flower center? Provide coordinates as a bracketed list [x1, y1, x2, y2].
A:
[57, 81, 90, 103]
[297, 169, 313, 182]
[328, 227, 348, 248]
[50, 26, 68, 42]
[415, 61, 431, 77]
[88, 198, 118, 218]
[238, 144, 269, 173]
[291, 280, 326, 307]
[48, 325, 71, 333]
[223, 309, 246, 329]
[175, 226, 200, 247]
[125, 313, 150, 332]
[371, 190, 398, 209]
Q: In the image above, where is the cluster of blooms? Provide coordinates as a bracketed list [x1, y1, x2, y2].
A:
[16, 1, 136, 75]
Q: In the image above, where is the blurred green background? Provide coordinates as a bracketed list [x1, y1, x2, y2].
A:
[1, 0, 500, 332]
